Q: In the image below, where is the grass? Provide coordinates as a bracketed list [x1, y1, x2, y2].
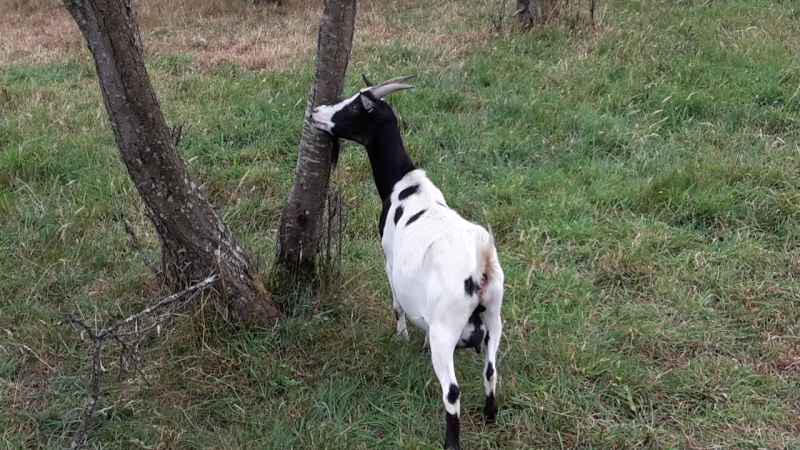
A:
[2, 0, 799, 448]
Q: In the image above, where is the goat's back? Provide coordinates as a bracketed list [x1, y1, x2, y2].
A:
[382, 170, 501, 322]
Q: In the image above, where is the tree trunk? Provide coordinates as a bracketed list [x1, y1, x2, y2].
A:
[517, 0, 542, 28]
[272, 0, 357, 290]
[62, 0, 281, 324]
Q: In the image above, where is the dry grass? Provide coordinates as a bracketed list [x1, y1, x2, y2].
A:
[136, 0, 322, 71]
[0, 2, 81, 65]
[0, 0, 320, 70]
[354, 0, 492, 66]
[0, 0, 490, 71]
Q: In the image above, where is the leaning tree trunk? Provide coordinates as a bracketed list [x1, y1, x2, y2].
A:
[272, 0, 357, 290]
[62, 0, 281, 324]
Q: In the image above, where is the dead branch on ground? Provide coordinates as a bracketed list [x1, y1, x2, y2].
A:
[58, 274, 219, 450]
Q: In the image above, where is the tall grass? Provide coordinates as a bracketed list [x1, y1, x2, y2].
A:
[1, 0, 799, 448]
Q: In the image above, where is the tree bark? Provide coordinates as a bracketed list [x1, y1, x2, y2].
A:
[517, 0, 543, 28]
[62, 0, 280, 324]
[272, 0, 357, 289]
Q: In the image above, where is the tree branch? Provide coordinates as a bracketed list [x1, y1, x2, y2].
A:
[58, 274, 219, 449]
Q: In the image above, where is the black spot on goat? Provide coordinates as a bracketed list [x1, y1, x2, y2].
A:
[447, 384, 460, 404]
[464, 277, 477, 297]
[394, 205, 404, 225]
[398, 184, 420, 200]
[406, 209, 426, 226]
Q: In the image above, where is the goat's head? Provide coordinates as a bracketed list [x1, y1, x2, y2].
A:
[310, 75, 415, 147]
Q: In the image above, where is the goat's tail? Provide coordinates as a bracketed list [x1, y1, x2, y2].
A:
[475, 229, 503, 300]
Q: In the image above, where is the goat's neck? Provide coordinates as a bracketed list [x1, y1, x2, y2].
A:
[365, 123, 416, 202]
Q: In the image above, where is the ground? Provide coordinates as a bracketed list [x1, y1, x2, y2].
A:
[1, 0, 799, 448]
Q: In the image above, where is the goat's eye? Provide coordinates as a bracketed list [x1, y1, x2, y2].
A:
[350, 104, 360, 113]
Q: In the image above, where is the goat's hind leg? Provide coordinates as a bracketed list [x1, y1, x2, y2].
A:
[430, 325, 463, 450]
[482, 304, 502, 422]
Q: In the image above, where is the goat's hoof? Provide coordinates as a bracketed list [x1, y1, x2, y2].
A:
[484, 406, 498, 423]
[395, 331, 409, 343]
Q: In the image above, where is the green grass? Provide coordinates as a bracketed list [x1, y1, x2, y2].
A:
[2, 0, 800, 448]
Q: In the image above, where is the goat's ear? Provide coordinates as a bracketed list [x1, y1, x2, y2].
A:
[362, 74, 374, 87]
[360, 94, 375, 112]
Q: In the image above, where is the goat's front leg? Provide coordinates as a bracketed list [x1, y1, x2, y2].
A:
[386, 263, 408, 342]
[430, 325, 463, 450]
[394, 303, 408, 342]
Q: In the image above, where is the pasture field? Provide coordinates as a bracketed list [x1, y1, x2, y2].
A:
[1, 0, 799, 448]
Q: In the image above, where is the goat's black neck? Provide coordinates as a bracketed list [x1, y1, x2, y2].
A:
[365, 122, 416, 202]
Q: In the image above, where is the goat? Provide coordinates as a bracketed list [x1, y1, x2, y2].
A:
[309, 75, 504, 450]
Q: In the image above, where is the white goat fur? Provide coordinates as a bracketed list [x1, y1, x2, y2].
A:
[383, 169, 504, 419]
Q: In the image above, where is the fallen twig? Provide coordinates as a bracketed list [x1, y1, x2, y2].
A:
[58, 274, 219, 450]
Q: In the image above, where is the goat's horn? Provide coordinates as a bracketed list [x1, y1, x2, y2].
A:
[369, 83, 415, 100]
[374, 75, 417, 87]
[362, 74, 374, 87]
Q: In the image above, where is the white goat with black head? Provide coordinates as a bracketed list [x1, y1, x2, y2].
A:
[310, 75, 504, 450]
